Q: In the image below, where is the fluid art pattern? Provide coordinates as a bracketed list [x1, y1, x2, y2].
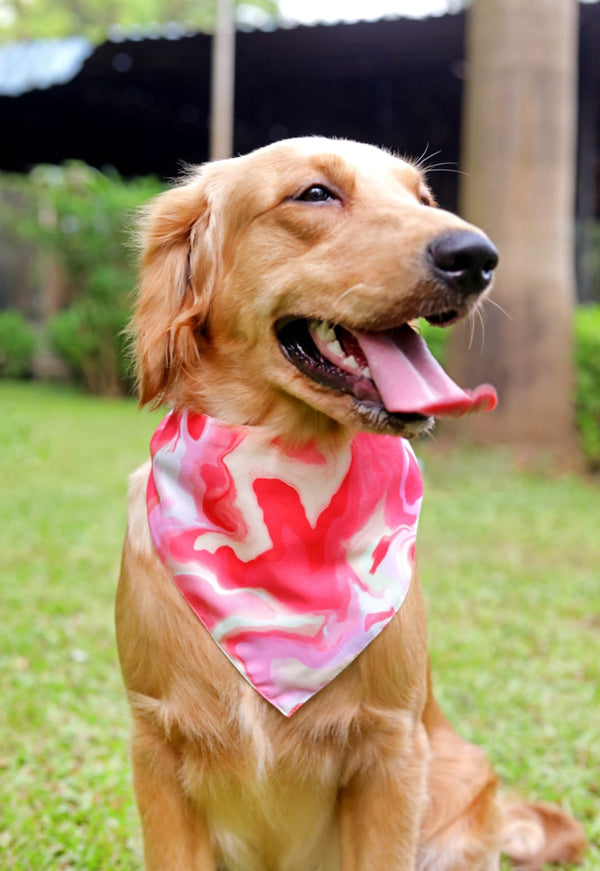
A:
[147, 411, 423, 716]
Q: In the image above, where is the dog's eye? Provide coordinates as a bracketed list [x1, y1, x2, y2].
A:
[419, 191, 435, 207]
[296, 185, 337, 203]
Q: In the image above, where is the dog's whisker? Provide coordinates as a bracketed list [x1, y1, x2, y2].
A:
[412, 144, 436, 168]
[475, 306, 486, 356]
[467, 310, 476, 351]
[412, 143, 431, 167]
[484, 296, 513, 321]
[413, 148, 443, 171]
[424, 167, 468, 177]
[420, 160, 457, 170]
[337, 284, 363, 303]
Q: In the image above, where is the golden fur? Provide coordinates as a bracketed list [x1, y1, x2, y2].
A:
[116, 137, 586, 870]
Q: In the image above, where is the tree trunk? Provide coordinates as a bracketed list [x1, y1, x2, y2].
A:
[447, 0, 579, 458]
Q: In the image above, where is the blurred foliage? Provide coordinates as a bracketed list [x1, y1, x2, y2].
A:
[575, 304, 600, 471]
[417, 317, 449, 366]
[0, 0, 278, 42]
[1, 162, 164, 394]
[48, 270, 134, 396]
[0, 310, 35, 377]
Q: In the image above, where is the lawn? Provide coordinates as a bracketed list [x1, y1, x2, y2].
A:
[1, 381, 598, 870]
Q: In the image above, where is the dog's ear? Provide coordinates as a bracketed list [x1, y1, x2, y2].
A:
[132, 172, 216, 407]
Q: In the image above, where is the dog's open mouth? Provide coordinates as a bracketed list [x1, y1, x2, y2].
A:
[276, 317, 497, 421]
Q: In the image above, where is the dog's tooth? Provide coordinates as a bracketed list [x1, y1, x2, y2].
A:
[309, 320, 371, 377]
[326, 338, 345, 359]
[312, 320, 336, 343]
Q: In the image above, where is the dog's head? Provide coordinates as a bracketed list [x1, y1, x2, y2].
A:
[133, 137, 497, 442]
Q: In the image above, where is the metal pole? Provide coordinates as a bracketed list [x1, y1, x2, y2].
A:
[209, 0, 235, 160]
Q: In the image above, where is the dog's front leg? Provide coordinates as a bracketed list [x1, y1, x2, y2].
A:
[131, 720, 217, 871]
[337, 721, 428, 871]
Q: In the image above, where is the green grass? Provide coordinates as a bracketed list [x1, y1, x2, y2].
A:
[418, 445, 600, 868]
[0, 382, 159, 869]
[1, 382, 598, 869]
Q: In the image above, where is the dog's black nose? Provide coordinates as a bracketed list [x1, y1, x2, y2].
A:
[428, 231, 499, 295]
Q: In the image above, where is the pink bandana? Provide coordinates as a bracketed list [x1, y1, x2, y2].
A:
[147, 411, 423, 716]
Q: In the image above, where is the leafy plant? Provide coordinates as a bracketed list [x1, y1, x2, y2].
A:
[49, 294, 132, 396]
[3, 162, 164, 395]
[0, 311, 35, 378]
[574, 304, 600, 471]
[417, 317, 450, 365]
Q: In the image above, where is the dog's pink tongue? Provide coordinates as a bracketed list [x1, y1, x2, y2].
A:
[353, 325, 497, 417]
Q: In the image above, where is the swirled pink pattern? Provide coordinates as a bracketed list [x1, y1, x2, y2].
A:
[147, 411, 423, 716]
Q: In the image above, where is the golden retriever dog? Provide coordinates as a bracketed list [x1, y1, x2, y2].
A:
[116, 137, 586, 871]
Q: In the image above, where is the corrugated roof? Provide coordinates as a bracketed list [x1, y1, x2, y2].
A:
[0, 12, 455, 98]
[0, 36, 93, 97]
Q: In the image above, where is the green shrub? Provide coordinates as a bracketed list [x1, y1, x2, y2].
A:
[0, 311, 35, 378]
[49, 298, 131, 397]
[417, 318, 449, 364]
[1, 163, 164, 395]
[575, 304, 600, 471]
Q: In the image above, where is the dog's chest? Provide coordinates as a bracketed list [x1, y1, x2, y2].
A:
[203, 770, 339, 871]
[181, 701, 344, 871]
